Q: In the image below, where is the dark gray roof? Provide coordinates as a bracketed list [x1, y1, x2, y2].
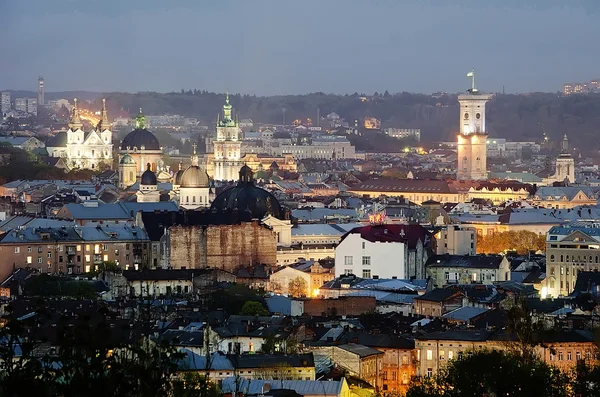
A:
[229, 353, 314, 369]
[47, 131, 67, 147]
[426, 254, 505, 269]
[123, 269, 194, 281]
[337, 343, 383, 358]
[413, 288, 463, 302]
[417, 329, 491, 342]
[339, 331, 414, 349]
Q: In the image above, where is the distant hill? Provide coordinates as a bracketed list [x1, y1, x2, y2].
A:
[9, 89, 600, 153]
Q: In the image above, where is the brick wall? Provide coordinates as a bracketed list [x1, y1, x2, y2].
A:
[303, 296, 376, 317]
[169, 221, 277, 271]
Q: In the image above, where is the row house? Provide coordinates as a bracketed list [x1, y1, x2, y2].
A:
[0, 224, 150, 278]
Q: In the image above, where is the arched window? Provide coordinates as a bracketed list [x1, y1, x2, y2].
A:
[186, 196, 189, 203]
[596, 256, 599, 264]
[192, 196, 196, 203]
[550, 255, 555, 262]
[566, 255, 569, 262]
[560, 255, 564, 262]
[129, 171, 133, 181]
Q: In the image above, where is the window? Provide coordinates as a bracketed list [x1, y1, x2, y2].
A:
[362, 242, 365, 249]
[550, 255, 555, 262]
[550, 353, 555, 361]
[14, 247, 20, 254]
[37, 257, 42, 264]
[47, 252, 52, 259]
[558, 352, 563, 361]
[344, 256, 353, 266]
[426, 368, 433, 378]
[362, 256, 371, 266]
[560, 267, 564, 275]
[568, 351, 572, 361]
[426, 350, 433, 360]
[448, 351, 453, 360]
[392, 371, 397, 380]
[550, 267, 555, 276]
[27, 247, 32, 253]
[401, 355, 408, 365]
[439, 350, 445, 361]
[362, 269, 371, 278]
[85, 255, 91, 262]
[576, 352, 581, 361]
[26, 256, 32, 264]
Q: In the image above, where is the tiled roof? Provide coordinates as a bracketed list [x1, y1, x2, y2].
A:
[341, 224, 431, 249]
[337, 343, 383, 358]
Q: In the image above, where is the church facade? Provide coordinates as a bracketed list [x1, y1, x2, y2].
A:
[206, 94, 243, 181]
[47, 98, 113, 170]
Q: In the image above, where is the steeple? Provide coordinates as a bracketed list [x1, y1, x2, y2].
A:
[69, 98, 83, 130]
[561, 133, 570, 155]
[97, 98, 111, 131]
[191, 142, 199, 166]
[223, 91, 232, 121]
[135, 108, 146, 129]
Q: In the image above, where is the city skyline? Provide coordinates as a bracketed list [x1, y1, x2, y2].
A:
[1, 0, 599, 95]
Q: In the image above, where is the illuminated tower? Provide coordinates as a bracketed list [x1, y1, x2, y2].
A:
[37, 76, 44, 106]
[213, 92, 242, 181]
[456, 70, 493, 181]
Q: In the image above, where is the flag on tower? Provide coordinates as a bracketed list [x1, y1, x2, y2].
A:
[466, 71, 474, 77]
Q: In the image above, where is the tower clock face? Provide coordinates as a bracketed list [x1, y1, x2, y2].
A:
[476, 113, 481, 119]
[464, 113, 469, 120]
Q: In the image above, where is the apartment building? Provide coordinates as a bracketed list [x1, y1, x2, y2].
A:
[0, 224, 150, 278]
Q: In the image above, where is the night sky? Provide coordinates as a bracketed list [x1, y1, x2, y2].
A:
[1, 0, 598, 94]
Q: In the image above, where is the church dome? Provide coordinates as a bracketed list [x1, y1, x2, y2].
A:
[180, 165, 209, 188]
[210, 165, 284, 219]
[119, 154, 135, 165]
[120, 108, 160, 151]
[120, 129, 160, 151]
[140, 163, 157, 185]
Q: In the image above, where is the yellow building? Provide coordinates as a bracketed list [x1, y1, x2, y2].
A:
[348, 179, 462, 204]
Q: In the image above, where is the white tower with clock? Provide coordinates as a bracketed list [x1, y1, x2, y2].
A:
[457, 70, 493, 181]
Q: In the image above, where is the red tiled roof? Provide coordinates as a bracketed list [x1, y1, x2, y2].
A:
[341, 224, 431, 249]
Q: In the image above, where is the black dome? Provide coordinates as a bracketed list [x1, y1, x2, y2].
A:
[140, 163, 157, 185]
[210, 166, 283, 219]
[121, 128, 160, 151]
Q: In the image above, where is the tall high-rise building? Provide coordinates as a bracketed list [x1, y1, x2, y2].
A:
[0, 92, 10, 115]
[15, 98, 27, 113]
[456, 71, 492, 181]
[26, 98, 37, 116]
[37, 76, 44, 106]
[213, 93, 242, 181]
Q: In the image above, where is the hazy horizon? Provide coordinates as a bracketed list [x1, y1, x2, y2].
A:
[2, 0, 599, 95]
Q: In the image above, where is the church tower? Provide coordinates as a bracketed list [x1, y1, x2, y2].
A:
[456, 70, 493, 181]
[554, 134, 575, 183]
[213, 93, 242, 181]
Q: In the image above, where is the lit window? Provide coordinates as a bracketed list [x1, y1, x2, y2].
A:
[26, 256, 32, 264]
[103, 254, 109, 262]
[14, 247, 20, 254]
[85, 255, 91, 262]
[426, 350, 433, 360]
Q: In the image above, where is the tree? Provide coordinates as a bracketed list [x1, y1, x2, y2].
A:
[239, 301, 269, 316]
[477, 230, 545, 254]
[406, 350, 570, 397]
[288, 277, 308, 298]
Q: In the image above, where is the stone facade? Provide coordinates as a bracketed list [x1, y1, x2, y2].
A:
[168, 221, 277, 271]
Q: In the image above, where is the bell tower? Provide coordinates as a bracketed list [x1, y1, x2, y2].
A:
[457, 70, 493, 181]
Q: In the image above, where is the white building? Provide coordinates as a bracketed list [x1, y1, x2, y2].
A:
[48, 98, 113, 170]
[178, 144, 210, 209]
[541, 134, 575, 185]
[384, 128, 421, 141]
[335, 224, 432, 280]
[435, 225, 476, 255]
[14, 98, 37, 115]
[273, 135, 356, 160]
[457, 72, 492, 181]
[1, 92, 10, 116]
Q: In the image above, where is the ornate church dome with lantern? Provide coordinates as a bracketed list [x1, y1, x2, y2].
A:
[210, 164, 285, 220]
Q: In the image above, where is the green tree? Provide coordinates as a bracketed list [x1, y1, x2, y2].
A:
[288, 276, 308, 298]
[239, 301, 269, 316]
[406, 350, 570, 397]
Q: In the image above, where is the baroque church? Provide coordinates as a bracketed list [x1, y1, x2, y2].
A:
[119, 111, 211, 208]
[47, 98, 113, 170]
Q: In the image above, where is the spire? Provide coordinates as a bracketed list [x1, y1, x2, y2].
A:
[561, 133, 569, 154]
[98, 98, 111, 131]
[191, 142, 199, 166]
[222, 91, 232, 121]
[69, 98, 83, 130]
[135, 108, 146, 129]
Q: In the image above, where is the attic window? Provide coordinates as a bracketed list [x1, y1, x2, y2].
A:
[549, 236, 557, 241]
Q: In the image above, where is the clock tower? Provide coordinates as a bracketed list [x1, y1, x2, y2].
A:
[457, 70, 493, 181]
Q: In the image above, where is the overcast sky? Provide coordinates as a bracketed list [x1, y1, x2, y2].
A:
[0, 0, 598, 95]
